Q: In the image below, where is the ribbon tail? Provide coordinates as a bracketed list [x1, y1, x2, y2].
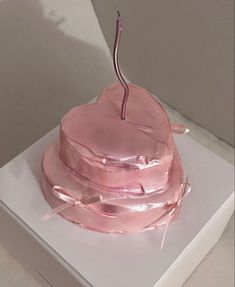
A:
[143, 207, 172, 230]
[160, 212, 172, 250]
[40, 202, 72, 222]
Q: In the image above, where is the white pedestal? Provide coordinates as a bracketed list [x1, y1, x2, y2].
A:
[0, 128, 234, 287]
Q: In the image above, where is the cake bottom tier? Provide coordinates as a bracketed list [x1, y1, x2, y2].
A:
[41, 142, 184, 233]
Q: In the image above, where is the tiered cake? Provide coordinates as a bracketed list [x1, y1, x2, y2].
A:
[41, 83, 186, 233]
[41, 12, 189, 235]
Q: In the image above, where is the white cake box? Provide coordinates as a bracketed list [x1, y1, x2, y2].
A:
[0, 127, 234, 287]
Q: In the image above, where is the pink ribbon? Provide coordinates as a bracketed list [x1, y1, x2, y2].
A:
[40, 186, 116, 222]
[158, 177, 191, 249]
[41, 178, 191, 249]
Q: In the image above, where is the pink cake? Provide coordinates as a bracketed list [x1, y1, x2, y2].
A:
[41, 83, 189, 233]
[41, 12, 190, 236]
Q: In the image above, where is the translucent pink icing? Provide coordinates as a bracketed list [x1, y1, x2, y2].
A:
[41, 83, 186, 233]
[60, 84, 174, 194]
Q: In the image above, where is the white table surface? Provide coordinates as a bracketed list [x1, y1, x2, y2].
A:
[0, 216, 233, 287]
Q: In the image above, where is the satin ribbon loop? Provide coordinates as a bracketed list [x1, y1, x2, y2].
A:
[41, 179, 191, 251]
[41, 186, 116, 222]
[171, 124, 190, 135]
[166, 177, 191, 212]
[142, 177, 191, 249]
[160, 177, 191, 249]
[52, 186, 78, 205]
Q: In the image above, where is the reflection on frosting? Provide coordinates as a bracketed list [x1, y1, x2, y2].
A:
[41, 83, 190, 240]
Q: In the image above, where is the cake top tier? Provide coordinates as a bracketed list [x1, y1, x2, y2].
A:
[61, 83, 173, 168]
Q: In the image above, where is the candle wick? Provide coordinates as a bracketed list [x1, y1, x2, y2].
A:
[117, 10, 121, 19]
[113, 11, 129, 120]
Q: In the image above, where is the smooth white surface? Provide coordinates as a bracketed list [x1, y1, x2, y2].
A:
[0, 125, 234, 287]
[184, 215, 234, 287]
[1, 217, 233, 287]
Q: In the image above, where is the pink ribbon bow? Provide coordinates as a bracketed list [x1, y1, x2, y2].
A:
[40, 186, 116, 222]
[143, 177, 191, 249]
[41, 178, 191, 249]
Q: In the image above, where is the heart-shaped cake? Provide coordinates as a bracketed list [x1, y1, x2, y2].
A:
[41, 12, 190, 236]
[41, 82, 188, 233]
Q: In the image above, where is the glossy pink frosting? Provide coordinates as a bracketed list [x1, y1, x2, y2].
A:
[41, 83, 185, 233]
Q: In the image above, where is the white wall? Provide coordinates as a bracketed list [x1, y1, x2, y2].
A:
[0, 0, 116, 166]
[0, 0, 233, 168]
[92, 0, 234, 146]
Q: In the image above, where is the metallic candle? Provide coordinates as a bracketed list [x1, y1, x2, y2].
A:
[113, 11, 129, 120]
